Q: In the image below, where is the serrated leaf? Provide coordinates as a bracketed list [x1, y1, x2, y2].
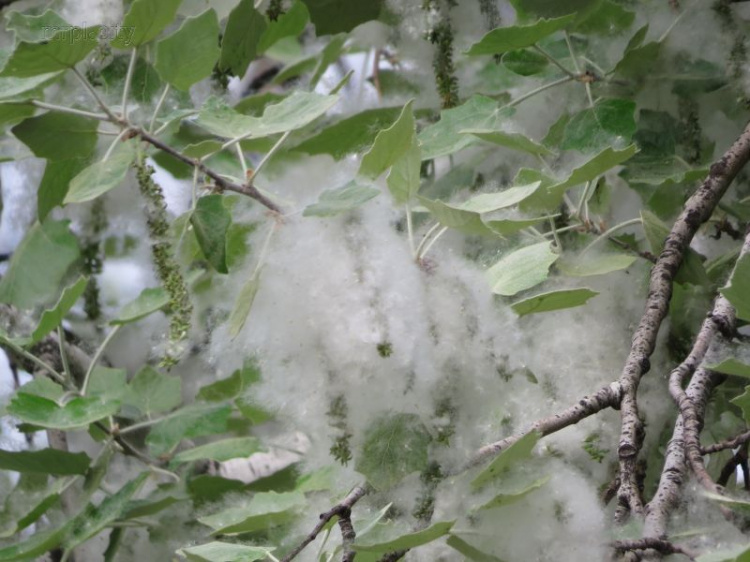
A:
[146, 404, 232, 456]
[706, 358, 750, 379]
[574, 1, 635, 35]
[0, 27, 101, 77]
[359, 100, 415, 180]
[87, 367, 130, 406]
[502, 49, 548, 76]
[557, 253, 636, 277]
[111, 0, 183, 48]
[155, 9, 220, 91]
[418, 96, 511, 160]
[356, 413, 431, 490]
[7, 394, 120, 430]
[64, 139, 137, 204]
[219, 0, 267, 76]
[721, 252, 750, 322]
[111, 287, 170, 325]
[303, 181, 380, 217]
[12, 112, 97, 161]
[0, 71, 62, 101]
[197, 360, 261, 402]
[353, 520, 454, 552]
[487, 242, 559, 296]
[447, 535, 506, 562]
[191, 195, 232, 274]
[5, 10, 69, 43]
[471, 431, 541, 490]
[302, 0, 383, 35]
[0, 448, 90, 475]
[30, 276, 87, 343]
[418, 197, 493, 236]
[463, 128, 555, 156]
[198, 491, 305, 534]
[511, 288, 599, 316]
[466, 15, 576, 56]
[476, 475, 550, 509]
[561, 99, 636, 153]
[258, 1, 309, 53]
[178, 542, 273, 562]
[128, 366, 181, 417]
[172, 437, 263, 464]
[386, 137, 421, 205]
[0, 219, 79, 309]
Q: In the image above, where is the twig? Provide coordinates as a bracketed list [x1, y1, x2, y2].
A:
[702, 429, 750, 455]
[337, 507, 357, 562]
[606, 236, 657, 263]
[612, 538, 696, 560]
[615, 120, 750, 520]
[280, 485, 369, 562]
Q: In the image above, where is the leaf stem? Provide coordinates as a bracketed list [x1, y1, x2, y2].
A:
[57, 326, 73, 385]
[0, 334, 67, 386]
[581, 217, 643, 254]
[72, 67, 121, 123]
[121, 48, 138, 121]
[414, 221, 442, 259]
[503, 76, 574, 109]
[418, 226, 448, 261]
[81, 324, 122, 395]
[532, 44, 575, 78]
[28, 100, 110, 121]
[406, 204, 416, 256]
[103, 128, 130, 161]
[149, 84, 171, 133]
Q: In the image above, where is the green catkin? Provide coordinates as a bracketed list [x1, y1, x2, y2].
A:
[266, 0, 285, 21]
[82, 199, 107, 322]
[477, 0, 501, 63]
[412, 461, 443, 522]
[327, 393, 353, 465]
[134, 156, 192, 367]
[677, 96, 702, 165]
[712, 0, 749, 107]
[423, 0, 460, 109]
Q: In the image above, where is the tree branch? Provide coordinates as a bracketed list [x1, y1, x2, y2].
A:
[702, 430, 750, 455]
[280, 485, 369, 562]
[615, 121, 750, 518]
[612, 538, 696, 560]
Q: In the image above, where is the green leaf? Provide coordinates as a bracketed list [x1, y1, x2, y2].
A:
[303, 181, 380, 217]
[721, 253, 750, 322]
[0, 219, 79, 309]
[302, 0, 383, 35]
[731, 387, 750, 422]
[356, 413, 431, 490]
[111, 287, 170, 325]
[471, 431, 541, 490]
[0, 72, 62, 101]
[574, 1, 635, 35]
[178, 542, 274, 562]
[64, 474, 147, 551]
[613, 41, 662, 81]
[197, 361, 261, 402]
[484, 216, 547, 235]
[0, 27, 101, 77]
[5, 10, 69, 43]
[695, 543, 750, 562]
[359, 100, 415, 180]
[30, 276, 87, 343]
[487, 242, 559, 296]
[64, 139, 137, 204]
[87, 367, 129, 405]
[146, 404, 232, 456]
[37, 158, 89, 220]
[219, 0, 267, 76]
[16, 377, 64, 400]
[561, 99, 636, 153]
[557, 253, 636, 277]
[228, 272, 261, 338]
[707, 358, 750, 379]
[466, 15, 576, 56]
[0, 524, 71, 561]
[418, 198, 492, 236]
[128, 366, 181, 417]
[198, 491, 305, 534]
[310, 33, 346, 88]
[418, 96, 512, 160]
[460, 182, 542, 213]
[112, 0, 183, 48]
[12, 112, 97, 161]
[446, 535, 506, 562]
[0, 448, 90, 475]
[353, 520, 455, 552]
[511, 288, 599, 316]
[293, 107, 402, 160]
[476, 475, 550, 509]
[463, 129, 555, 156]
[509, 0, 597, 18]
[258, 1, 308, 53]
[502, 49, 548, 76]
[172, 437, 263, 464]
[155, 9, 220, 91]
[191, 195, 232, 274]
[7, 394, 120, 430]
[386, 140, 421, 205]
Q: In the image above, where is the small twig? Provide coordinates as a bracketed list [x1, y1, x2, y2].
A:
[606, 236, 657, 263]
[280, 485, 369, 562]
[612, 538, 696, 560]
[702, 429, 750, 455]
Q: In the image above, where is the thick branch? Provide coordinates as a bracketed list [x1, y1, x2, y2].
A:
[616, 121, 750, 517]
[280, 485, 369, 562]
